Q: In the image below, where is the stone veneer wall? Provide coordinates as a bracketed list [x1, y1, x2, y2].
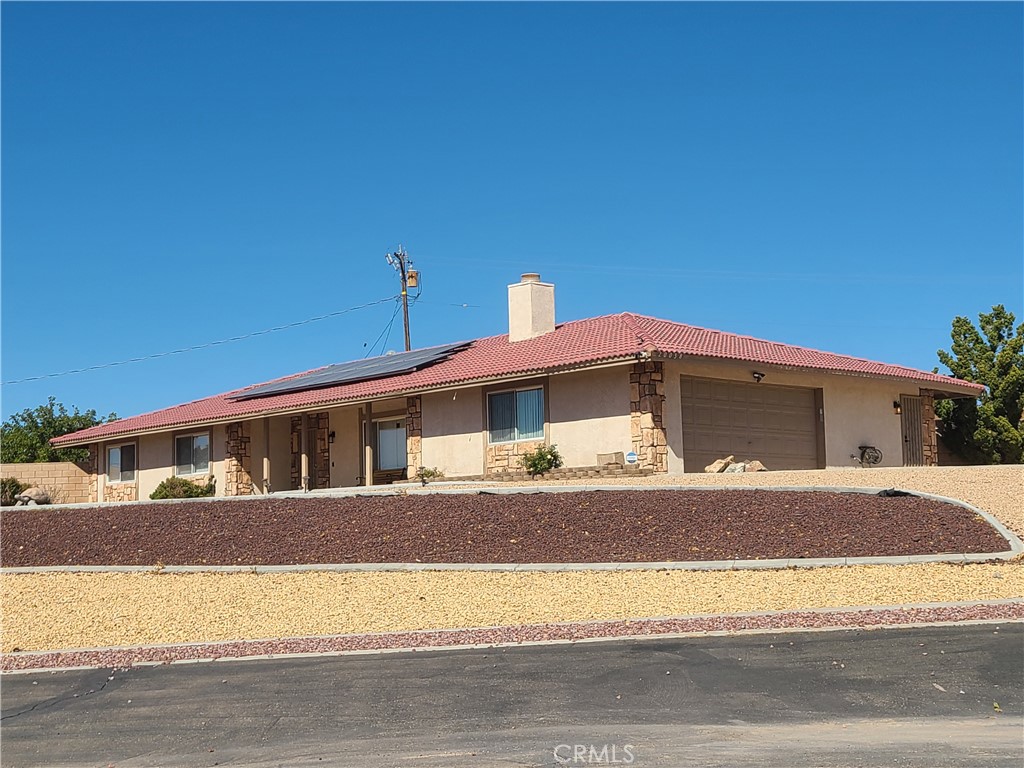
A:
[630, 360, 668, 473]
[103, 482, 137, 503]
[86, 445, 99, 503]
[486, 440, 546, 474]
[406, 396, 422, 473]
[224, 421, 253, 496]
[312, 413, 330, 490]
[920, 390, 938, 467]
[289, 413, 330, 490]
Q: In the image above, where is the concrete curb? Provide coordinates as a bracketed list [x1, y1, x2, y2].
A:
[4, 485, 1019, 576]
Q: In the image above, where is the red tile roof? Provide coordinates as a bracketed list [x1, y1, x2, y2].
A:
[52, 312, 983, 445]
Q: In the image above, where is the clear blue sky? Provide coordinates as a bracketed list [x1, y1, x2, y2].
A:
[2, 2, 1021, 422]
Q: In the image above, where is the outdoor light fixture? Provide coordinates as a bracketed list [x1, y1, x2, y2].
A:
[752, 371, 765, 383]
[328, 431, 336, 444]
[893, 401, 902, 415]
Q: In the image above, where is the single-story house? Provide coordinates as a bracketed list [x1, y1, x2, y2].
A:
[52, 274, 983, 502]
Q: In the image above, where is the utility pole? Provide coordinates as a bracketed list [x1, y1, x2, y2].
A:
[385, 245, 419, 351]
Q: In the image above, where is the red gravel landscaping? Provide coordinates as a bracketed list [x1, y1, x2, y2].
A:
[0, 490, 1011, 567]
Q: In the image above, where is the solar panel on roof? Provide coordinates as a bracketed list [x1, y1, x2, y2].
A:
[230, 341, 471, 401]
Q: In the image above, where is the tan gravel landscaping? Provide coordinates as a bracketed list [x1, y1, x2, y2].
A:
[2, 466, 1021, 654]
[3, 562, 1022, 653]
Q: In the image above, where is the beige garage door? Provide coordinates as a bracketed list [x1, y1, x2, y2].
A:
[680, 375, 822, 472]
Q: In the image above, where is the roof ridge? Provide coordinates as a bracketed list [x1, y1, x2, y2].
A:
[618, 312, 657, 352]
[630, 313, 952, 375]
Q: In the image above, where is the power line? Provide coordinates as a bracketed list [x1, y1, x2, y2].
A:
[412, 299, 481, 309]
[363, 298, 404, 358]
[3, 295, 400, 385]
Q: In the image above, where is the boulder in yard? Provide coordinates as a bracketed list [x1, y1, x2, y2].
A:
[723, 462, 747, 473]
[15, 487, 50, 506]
[745, 460, 768, 472]
[704, 455, 735, 473]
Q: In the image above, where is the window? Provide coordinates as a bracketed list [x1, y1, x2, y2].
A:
[107, 443, 136, 483]
[375, 419, 407, 471]
[175, 432, 210, 476]
[488, 387, 544, 443]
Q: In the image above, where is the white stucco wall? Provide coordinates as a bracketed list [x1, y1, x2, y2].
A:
[267, 416, 293, 491]
[137, 432, 171, 500]
[209, 424, 228, 493]
[247, 418, 267, 494]
[548, 366, 632, 467]
[662, 359, 913, 471]
[104, 423, 226, 499]
[421, 388, 484, 477]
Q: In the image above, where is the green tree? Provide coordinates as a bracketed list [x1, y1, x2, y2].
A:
[0, 397, 116, 464]
[935, 305, 1024, 464]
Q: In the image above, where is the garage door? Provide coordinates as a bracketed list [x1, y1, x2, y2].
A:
[680, 375, 822, 472]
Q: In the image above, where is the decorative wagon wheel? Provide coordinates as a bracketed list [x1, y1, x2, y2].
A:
[858, 446, 883, 466]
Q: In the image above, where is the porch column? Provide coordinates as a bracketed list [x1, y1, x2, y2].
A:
[630, 360, 668, 473]
[263, 417, 271, 494]
[406, 396, 422, 475]
[920, 390, 938, 467]
[300, 414, 310, 492]
[363, 401, 374, 486]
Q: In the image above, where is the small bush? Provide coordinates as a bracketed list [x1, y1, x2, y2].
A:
[415, 467, 445, 485]
[520, 444, 563, 478]
[150, 476, 216, 500]
[1, 477, 27, 506]
[39, 486, 67, 505]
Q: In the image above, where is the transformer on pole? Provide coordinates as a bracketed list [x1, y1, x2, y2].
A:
[385, 245, 420, 351]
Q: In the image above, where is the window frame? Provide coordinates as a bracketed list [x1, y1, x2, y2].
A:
[173, 430, 211, 477]
[486, 384, 547, 445]
[106, 442, 137, 484]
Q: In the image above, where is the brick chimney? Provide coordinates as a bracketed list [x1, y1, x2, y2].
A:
[508, 273, 555, 342]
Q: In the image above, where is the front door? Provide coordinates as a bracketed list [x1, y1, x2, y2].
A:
[900, 394, 924, 466]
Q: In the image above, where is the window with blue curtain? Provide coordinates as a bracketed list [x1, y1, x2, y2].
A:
[488, 387, 544, 443]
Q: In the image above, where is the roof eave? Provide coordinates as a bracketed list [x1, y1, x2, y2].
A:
[49, 355, 643, 448]
[650, 352, 984, 397]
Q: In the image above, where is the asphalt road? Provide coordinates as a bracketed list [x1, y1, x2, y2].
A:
[1, 624, 1021, 768]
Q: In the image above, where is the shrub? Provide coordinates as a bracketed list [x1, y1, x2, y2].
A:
[520, 444, 563, 478]
[40, 486, 67, 505]
[150, 476, 216, 500]
[415, 467, 445, 485]
[1, 477, 27, 506]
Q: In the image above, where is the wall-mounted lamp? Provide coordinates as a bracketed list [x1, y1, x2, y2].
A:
[752, 371, 765, 383]
[328, 430, 336, 444]
[892, 401, 902, 415]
